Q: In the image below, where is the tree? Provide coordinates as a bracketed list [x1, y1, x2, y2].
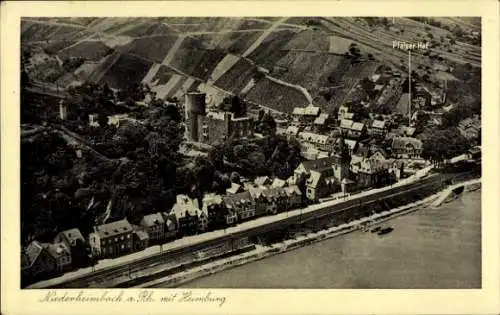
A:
[230, 172, 241, 184]
[258, 113, 277, 136]
[422, 127, 470, 163]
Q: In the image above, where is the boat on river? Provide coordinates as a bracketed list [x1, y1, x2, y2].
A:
[377, 227, 394, 236]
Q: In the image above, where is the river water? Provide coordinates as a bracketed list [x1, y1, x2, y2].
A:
[178, 189, 481, 289]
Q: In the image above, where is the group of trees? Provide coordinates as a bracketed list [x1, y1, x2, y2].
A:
[207, 134, 302, 181]
[21, 79, 186, 244]
[422, 127, 470, 163]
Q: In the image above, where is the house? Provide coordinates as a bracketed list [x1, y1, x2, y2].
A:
[458, 116, 481, 141]
[246, 184, 268, 217]
[393, 126, 416, 137]
[197, 208, 209, 233]
[171, 194, 200, 236]
[297, 131, 335, 152]
[313, 113, 331, 131]
[271, 178, 287, 189]
[352, 158, 392, 189]
[23, 241, 57, 280]
[412, 86, 432, 110]
[292, 105, 321, 123]
[391, 137, 423, 159]
[161, 212, 179, 239]
[338, 105, 354, 121]
[298, 140, 351, 200]
[202, 193, 237, 229]
[54, 228, 85, 248]
[226, 183, 244, 195]
[368, 119, 388, 136]
[132, 226, 149, 251]
[283, 185, 303, 209]
[261, 187, 288, 214]
[305, 168, 338, 201]
[88, 113, 99, 127]
[467, 146, 481, 160]
[89, 219, 134, 259]
[254, 176, 272, 186]
[222, 191, 256, 221]
[53, 228, 89, 268]
[45, 243, 72, 273]
[285, 125, 300, 139]
[140, 213, 165, 244]
[340, 119, 366, 139]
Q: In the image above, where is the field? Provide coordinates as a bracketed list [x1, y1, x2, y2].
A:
[123, 36, 179, 63]
[151, 65, 177, 85]
[58, 41, 112, 61]
[246, 29, 299, 69]
[245, 77, 310, 113]
[214, 58, 258, 93]
[21, 17, 481, 116]
[116, 21, 179, 37]
[100, 53, 153, 90]
[169, 37, 227, 80]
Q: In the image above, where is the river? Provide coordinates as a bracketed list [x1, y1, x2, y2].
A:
[177, 189, 481, 289]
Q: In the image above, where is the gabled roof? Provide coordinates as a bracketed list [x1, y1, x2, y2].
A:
[371, 120, 386, 129]
[298, 132, 332, 144]
[25, 241, 44, 267]
[286, 126, 300, 136]
[141, 212, 165, 227]
[45, 243, 71, 260]
[300, 156, 341, 173]
[284, 185, 302, 197]
[57, 228, 84, 245]
[293, 105, 320, 116]
[271, 178, 287, 188]
[351, 122, 365, 131]
[340, 119, 354, 129]
[226, 183, 243, 194]
[94, 219, 133, 239]
[314, 113, 329, 125]
[134, 230, 150, 241]
[391, 137, 423, 150]
[254, 176, 271, 186]
[222, 191, 253, 208]
[172, 194, 199, 218]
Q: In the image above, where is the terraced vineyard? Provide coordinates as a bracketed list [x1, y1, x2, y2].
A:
[58, 41, 112, 61]
[214, 58, 258, 93]
[246, 77, 310, 113]
[123, 35, 179, 63]
[21, 16, 481, 116]
[100, 53, 153, 90]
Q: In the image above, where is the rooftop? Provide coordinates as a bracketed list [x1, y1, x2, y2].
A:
[292, 105, 320, 116]
[94, 219, 133, 239]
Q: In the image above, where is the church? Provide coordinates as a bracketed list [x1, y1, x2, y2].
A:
[293, 136, 353, 201]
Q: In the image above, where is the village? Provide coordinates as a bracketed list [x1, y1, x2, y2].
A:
[21, 68, 481, 287]
[19, 16, 482, 288]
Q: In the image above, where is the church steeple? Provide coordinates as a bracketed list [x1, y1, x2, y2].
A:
[335, 132, 351, 164]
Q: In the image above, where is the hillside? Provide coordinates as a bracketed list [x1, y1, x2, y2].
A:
[21, 16, 481, 114]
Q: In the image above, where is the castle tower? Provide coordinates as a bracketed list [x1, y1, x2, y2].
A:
[334, 134, 351, 181]
[184, 92, 207, 142]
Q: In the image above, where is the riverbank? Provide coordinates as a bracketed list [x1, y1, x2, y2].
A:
[142, 178, 481, 288]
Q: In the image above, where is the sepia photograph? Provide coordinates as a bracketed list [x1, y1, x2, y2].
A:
[18, 15, 484, 291]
